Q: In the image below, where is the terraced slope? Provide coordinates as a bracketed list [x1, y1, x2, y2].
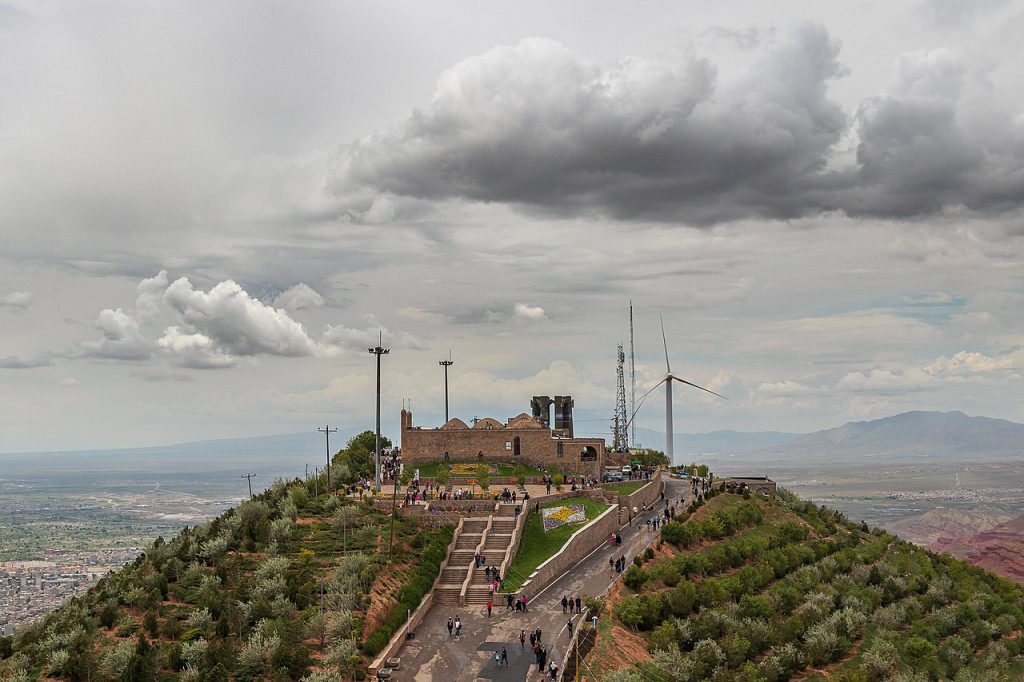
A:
[588, 488, 1024, 682]
[0, 479, 452, 681]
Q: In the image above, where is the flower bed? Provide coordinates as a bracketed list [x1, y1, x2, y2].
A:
[542, 504, 586, 532]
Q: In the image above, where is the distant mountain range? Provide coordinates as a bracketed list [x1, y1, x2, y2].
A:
[634, 427, 801, 455]
[731, 410, 1024, 465]
[0, 429, 362, 478]
[658, 410, 1024, 467]
[4, 410, 1021, 475]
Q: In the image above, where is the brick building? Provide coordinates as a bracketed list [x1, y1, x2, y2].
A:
[399, 395, 610, 475]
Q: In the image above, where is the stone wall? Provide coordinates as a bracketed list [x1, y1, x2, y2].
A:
[400, 408, 606, 476]
[517, 503, 620, 598]
[724, 477, 777, 496]
[620, 469, 664, 514]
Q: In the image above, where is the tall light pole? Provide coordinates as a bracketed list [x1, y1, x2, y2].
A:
[368, 332, 390, 493]
[439, 351, 454, 423]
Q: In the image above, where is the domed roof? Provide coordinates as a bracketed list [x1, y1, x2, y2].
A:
[506, 413, 544, 429]
[440, 417, 469, 430]
[473, 417, 504, 430]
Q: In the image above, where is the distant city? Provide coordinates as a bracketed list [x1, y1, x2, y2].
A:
[1, 548, 141, 635]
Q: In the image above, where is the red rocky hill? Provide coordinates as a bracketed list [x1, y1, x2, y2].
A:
[929, 514, 1024, 582]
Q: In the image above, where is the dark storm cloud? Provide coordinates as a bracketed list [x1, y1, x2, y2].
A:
[0, 354, 53, 369]
[333, 27, 1024, 225]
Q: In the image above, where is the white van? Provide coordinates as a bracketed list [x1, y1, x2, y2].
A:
[621, 465, 632, 476]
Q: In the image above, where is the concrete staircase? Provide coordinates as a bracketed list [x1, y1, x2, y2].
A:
[433, 512, 521, 606]
[434, 518, 487, 605]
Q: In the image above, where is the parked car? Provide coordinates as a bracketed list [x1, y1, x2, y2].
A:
[602, 470, 624, 482]
[671, 469, 691, 479]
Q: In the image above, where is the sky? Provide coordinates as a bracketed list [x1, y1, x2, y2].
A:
[2, 0, 1024, 453]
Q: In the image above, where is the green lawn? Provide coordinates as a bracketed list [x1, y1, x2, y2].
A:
[604, 481, 648, 495]
[502, 496, 610, 593]
[409, 460, 547, 479]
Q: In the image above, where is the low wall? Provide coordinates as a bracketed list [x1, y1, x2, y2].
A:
[498, 504, 529, 581]
[517, 503, 620, 598]
[620, 469, 664, 515]
[368, 517, 462, 677]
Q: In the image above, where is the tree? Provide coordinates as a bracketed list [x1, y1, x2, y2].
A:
[476, 464, 490, 492]
[436, 464, 451, 488]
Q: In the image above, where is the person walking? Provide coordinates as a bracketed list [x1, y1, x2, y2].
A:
[447, 616, 453, 637]
[454, 616, 462, 639]
[500, 647, 509, 666]
[506, 593, 514, 610]
[529, 631, 536, 648]
[575, 596, 582, 614]
[561, 595, 568, 613]
[486, 599, 492, 617]
[567, 619, 573, 637]
[520, 629, 526, 648]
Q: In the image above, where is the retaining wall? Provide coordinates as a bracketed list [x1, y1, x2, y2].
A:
[367, 517, 462, 677]
[517, 503, 620, 598]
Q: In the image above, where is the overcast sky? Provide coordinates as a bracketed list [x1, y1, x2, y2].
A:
[2, 0, 1024, 453]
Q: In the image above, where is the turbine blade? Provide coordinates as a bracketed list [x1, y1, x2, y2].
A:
[669, 375, 728, 400]
[660, 315, 671, 373]
[624, 376, 669, 429]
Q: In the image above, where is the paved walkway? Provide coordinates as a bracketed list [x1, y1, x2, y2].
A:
[396, 477, 690, 681]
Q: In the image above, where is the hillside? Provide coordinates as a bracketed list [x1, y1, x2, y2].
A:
[889, 508, 1014, 546]
[0, 474, 451, 681]
[726, 411, 1024, 466]
[929, 514, 1024, 583]
[585, 487, 1024, 682]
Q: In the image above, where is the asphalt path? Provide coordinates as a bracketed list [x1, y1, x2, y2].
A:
[398, 476, 692, 681]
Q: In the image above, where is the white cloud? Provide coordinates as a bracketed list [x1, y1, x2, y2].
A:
[451, 360, 613, 408]
[78, 308, 152, 360]
[757, 380, 830, 398]
[135, 270, 170, 322]
[157, 326, 235, 369]
[925, 349, 1022, 375]
[1, 291, 32, 309]
[321, 321, 428, 352]
[163, 277, 319, 358]
[58, 377, 79, 387]
[273, 283, 325, 311]
[513, 303, 547, 321]
[836, 368, 939, 394]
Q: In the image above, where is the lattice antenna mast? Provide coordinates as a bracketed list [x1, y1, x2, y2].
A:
[613, 343, 629, 451]
[629, 301, 637, 448]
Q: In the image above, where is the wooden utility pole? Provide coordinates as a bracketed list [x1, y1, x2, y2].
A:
[241, 473, 256, 499]
[318, 425, 337, 494]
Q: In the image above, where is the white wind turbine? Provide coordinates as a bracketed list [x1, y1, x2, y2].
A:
[627, 316, 727, 460]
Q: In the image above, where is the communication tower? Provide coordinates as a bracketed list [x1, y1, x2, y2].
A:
[613, 343, 629, 451]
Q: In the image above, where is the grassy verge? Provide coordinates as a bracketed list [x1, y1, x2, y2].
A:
[604, 481, 648, 496]
[503, 496, 610, 592]
[411, 460, 547, 479]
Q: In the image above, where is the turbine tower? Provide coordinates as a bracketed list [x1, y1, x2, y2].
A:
[658, 317, 726, 459]
[626, 317, 727, 461]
